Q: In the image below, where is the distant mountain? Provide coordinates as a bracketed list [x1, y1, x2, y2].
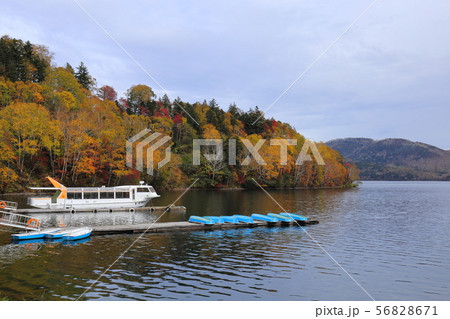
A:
[326, 138, 450, 181]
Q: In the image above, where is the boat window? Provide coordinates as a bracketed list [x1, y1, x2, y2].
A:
[52, 190, 61, 203]
[116, 192, 130, 199]
[137, 187, 150, 193]
[67, 192, 82, 199]
[84, 192, 99, 199]
[100, 192, 115, 199]
[149, 186, 155, 193]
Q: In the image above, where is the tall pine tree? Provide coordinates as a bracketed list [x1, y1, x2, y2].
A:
[75, 61, 95, 90]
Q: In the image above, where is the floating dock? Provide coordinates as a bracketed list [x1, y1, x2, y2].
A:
[91, 219, 319, 236]
[15, 206, 187, 214]
[6, 203, 319, 238]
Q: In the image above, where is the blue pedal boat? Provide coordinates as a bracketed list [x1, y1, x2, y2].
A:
[62, 227, 92, 241]
[280, 212, 308, 221]
[233, 215, 255, 224]
[267, 213, 294, 222]
[45, 228, 76, 239]
[220, 216, 240, 224]
[11, 228, 61, 241]
[188, 216, 215, 225]
[204, 216, 224, 224]
[251, 214, 278, 223]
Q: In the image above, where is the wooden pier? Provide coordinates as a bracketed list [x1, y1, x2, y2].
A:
[91, 219, 319, 236]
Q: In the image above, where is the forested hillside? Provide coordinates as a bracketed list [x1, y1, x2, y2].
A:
[0, 35, 358, 192]
[326, 138, 450, 180]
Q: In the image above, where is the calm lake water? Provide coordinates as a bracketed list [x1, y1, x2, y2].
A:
[0, 181, 449, 301]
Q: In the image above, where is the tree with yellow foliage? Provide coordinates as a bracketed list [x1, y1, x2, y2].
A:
[0, 102, 61, 178]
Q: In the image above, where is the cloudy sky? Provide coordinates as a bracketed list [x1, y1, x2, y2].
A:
[2, 0, 450, 149]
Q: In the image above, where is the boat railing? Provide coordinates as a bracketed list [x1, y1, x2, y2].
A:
[0, 210, 41, 231]
[0, 200, 18, 211]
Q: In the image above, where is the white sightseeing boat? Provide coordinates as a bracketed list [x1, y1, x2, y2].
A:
[28, 177, 160, 211]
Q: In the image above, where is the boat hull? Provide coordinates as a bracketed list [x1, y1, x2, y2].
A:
[62, 228, 92, 241]
[188, 216, 215, 225]
[204, 216, 224, 224]
[11, 232, 43, 240]
[45, 229, 73, 239]
[233, 215, 255, 224]
[250, 214, 278, 223]
[267, 213, 294, 222]
[220, 216, 240, 224]
[11, 228, 61, 241]
[29, 199, 153, 210]
[280, 212, 308, 221]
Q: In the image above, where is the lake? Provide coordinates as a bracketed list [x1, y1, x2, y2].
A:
[0, 181, 449, 300]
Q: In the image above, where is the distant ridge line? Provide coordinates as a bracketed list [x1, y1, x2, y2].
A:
[326, 137, 450, 181]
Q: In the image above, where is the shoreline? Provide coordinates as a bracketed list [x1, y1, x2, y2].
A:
[0, 184, 359, 196]
[171, 184, 359, 191]
[3, 180, 450, 195]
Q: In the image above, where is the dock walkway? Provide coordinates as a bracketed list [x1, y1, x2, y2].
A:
[92, 219, 319, 236]
[5, 202, 319, 237]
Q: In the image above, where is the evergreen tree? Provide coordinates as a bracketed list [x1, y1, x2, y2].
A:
[240, 106, 266, 135]
[159, 94, 171, 108]
[0, 36, 51, 82]
[208, 98, 218, 108]
[65, 62, 75, 75]
[75, 61, 95, 90]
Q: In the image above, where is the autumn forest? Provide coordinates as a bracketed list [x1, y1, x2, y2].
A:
[0, 35, 359, 192]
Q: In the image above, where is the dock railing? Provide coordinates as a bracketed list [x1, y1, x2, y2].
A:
[0, 210, 41, 231]
[0, 200, 18, 211]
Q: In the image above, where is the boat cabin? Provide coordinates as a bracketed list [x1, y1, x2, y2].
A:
[28, 177, 160, 210]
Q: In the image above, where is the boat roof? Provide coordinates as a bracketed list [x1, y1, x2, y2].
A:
[30, 177, 153, 191]
[67, 185, 152, 191]
[30, 185, 153, 191]
[112, 185, 154, 189]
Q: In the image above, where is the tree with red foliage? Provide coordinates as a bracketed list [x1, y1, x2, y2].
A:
[118, 98, 129, 112]
[98, 85, 117, 101]
[154, 107, 171, 119]
[173, 114, 183, 125]
[138, 105, 150, 116]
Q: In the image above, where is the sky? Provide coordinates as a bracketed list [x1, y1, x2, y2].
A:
[1, 0, 450, 149]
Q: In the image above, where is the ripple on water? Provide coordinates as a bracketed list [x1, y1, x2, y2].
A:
[1, 182, 450, 300]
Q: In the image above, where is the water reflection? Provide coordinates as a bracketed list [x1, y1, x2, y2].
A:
[1, 182, 450, 300]
[27, 211, 158, 228]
